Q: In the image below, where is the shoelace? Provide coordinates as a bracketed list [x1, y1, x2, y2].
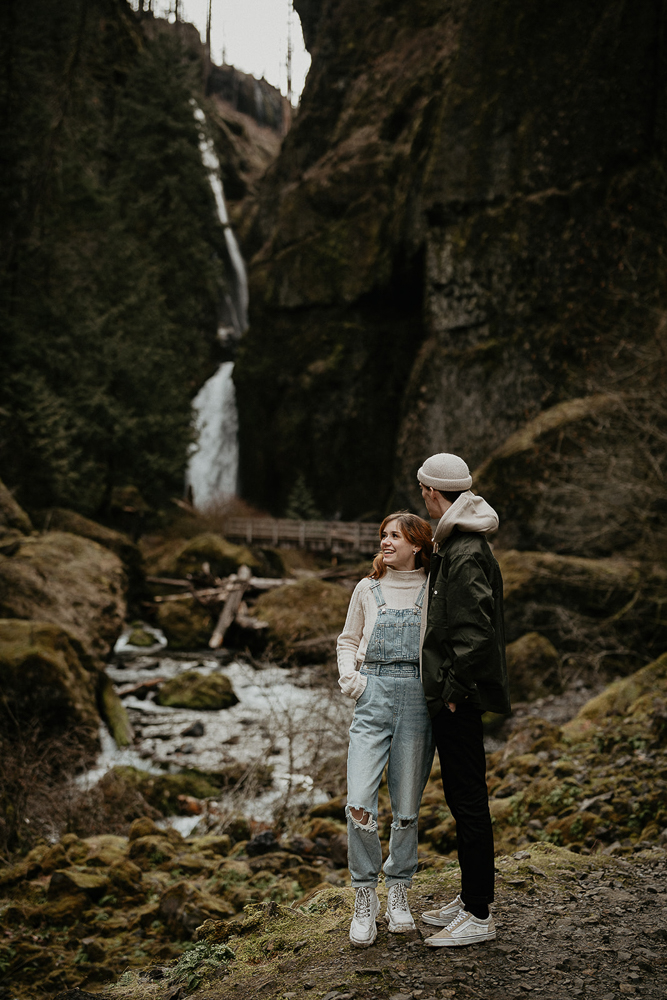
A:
[389, 883, 410, 912]
[355, 887, 373, 919]
[446, 909, 470, 931]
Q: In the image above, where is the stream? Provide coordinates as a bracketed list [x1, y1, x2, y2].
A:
[86, 649, 353, 836]
[83, 639, 605, 838]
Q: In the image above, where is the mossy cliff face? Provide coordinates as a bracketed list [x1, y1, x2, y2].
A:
[235, 0, 666, 535]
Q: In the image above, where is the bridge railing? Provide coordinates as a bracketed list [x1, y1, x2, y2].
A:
[224, 517, 381, 553]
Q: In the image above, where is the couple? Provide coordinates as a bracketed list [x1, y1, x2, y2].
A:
[337, 452, 510, 948]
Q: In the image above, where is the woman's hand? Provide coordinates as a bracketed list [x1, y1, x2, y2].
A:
[448, 701, 457, 713]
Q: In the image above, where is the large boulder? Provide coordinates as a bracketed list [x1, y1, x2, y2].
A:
[31, 508, 143, 577]
[155, 597, 214, 650]
[0, 620, 99, 749]
[109, 766, 223, 815]
[145, 532, 260, 581]
[253, 577, 350, 661]
[158, 880, 235, 938]
[472, 394, 667, 560]
[506, 632, 562, 702]
[155, 670, 239, 710]
[562, 651, 667, 742]
[0, 531, 126, 663]
[498, 548, 667, 676]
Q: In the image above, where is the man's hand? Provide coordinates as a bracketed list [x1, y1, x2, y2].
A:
[448, 702, 457, 713]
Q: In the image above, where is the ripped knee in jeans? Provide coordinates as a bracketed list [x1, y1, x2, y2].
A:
[391, 814, 417, 831]
[346, 805, 378, 833]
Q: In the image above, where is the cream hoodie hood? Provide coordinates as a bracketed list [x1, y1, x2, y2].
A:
[433, 490, 499, 551]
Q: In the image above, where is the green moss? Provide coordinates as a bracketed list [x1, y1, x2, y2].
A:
[156, 670, 239, 710]
[149, 533, 260, 580]
[0, 619, 99, 749]
[111, 766, 222, 816]
[253, 578, 350, 660]
[99, 675, 134, 748]
[155, 599, 214, 651]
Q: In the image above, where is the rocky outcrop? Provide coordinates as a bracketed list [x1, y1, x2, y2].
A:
[31, 508, 142, 578]
[234, 0, 667, 546]
[0, 620, 100, 749]
[498, 549, 667, 675]
[0, 531, 126, 664]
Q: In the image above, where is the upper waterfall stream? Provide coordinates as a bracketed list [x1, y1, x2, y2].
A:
[186, 105, 248, 507]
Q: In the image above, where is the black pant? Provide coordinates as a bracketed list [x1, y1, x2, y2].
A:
[431, 704, 494, 908]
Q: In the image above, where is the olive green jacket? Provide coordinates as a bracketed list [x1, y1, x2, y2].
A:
[422, 527, 511, 718]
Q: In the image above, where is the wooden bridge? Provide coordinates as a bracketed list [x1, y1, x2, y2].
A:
[224, 517, 382, 553]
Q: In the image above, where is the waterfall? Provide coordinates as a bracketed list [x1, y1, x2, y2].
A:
[186, 105, 247, 507]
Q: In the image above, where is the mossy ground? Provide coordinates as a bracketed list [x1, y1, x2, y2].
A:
[100, 845, 667, 1000]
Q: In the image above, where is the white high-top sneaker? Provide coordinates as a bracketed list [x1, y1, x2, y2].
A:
[349, 886, 380, 947]
[385, 882, 416, 932]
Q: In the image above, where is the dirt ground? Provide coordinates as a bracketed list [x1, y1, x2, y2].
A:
[63, 843, 666, 1000]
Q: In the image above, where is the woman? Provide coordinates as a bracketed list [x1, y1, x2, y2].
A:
[337, 511, 434, 947]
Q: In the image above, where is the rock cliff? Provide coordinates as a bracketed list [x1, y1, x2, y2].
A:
[235, 0, 667, 553]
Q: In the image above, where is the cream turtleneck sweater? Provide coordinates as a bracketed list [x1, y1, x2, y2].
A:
[336, 566, 427, 700]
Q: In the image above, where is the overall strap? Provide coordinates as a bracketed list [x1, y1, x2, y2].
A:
[414, 581, 427, 609]
[369, 581, 386, 608]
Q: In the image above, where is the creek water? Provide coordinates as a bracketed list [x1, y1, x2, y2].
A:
[87, 651, 353, 835]
[185, 105, 248, 507]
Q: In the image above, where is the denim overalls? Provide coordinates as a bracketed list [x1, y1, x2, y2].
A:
[346, 580, 434, 888]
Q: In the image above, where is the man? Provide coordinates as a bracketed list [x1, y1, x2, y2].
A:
[417, 452, 510, 947]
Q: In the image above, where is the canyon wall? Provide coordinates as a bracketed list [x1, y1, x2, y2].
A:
[235, 0, 667, 556]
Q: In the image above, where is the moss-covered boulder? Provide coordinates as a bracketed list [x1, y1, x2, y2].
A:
[472, 394, 629, 555]
[497, 548, 667, 677]
[31, 507, 142, 573]
[48, 867, 110, 903]
[416, 651, 667, 856]
[562, 651, 667, 742]
[146, 532, 260, 580]
[253, 578, 350, 661]
[156, 670, 238, 710]
[158, 880, 235, 938]
[0, 619, 99, 749]
[155, 598, 214, 650]
[128, 835, 178, 870]
[506, 632, 563, 702]
[110, 766, 223, 815]
[0, 531, 126, 663]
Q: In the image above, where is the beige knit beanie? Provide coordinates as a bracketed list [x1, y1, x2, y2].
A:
[417, 453, 472, 491]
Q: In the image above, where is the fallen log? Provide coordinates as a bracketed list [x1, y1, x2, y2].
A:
[209, 565, 252, 649]
[153, 585, 234, 604]
[152, 576, 294, 603]
[115, 677, 164, 699]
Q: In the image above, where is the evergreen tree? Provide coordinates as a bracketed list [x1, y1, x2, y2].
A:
[0, 0, 227, 516]
[285, 473, 321, 520]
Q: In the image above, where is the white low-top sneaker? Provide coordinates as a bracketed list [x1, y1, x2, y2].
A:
[349, 886, 380, 947]
[421, 893, 465, 926]
[424, 909, 496, 947]
[384, 882, 416, 933]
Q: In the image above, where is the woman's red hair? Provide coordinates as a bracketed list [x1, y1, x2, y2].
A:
[369, 511, 433, 580]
